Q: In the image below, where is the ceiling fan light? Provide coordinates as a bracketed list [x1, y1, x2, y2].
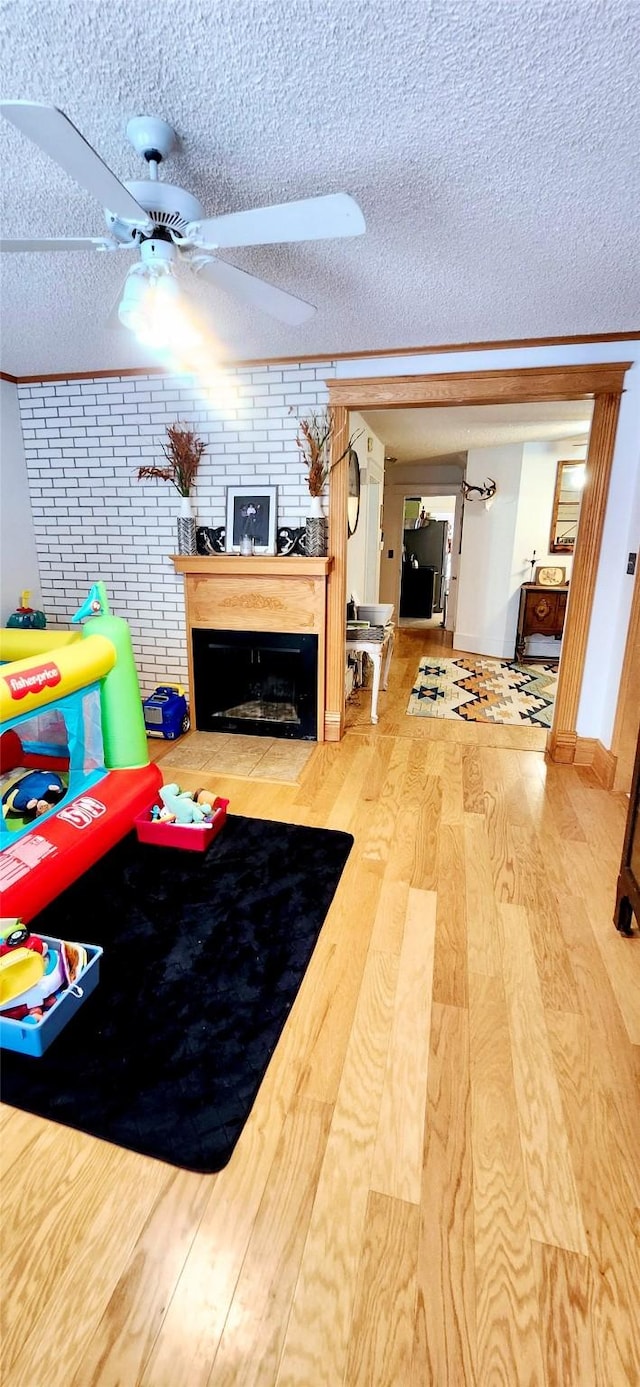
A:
[143, 277, 184, 348]
[118, 263, 183, 346]
[118, 266, 149, 330]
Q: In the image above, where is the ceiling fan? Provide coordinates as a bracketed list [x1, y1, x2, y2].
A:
[0, 102, 366, 336]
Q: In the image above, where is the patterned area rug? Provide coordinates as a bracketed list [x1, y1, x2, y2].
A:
[407, 656, 558, 727]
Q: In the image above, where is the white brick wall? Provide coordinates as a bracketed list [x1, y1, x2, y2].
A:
[18, 361, 335, 696]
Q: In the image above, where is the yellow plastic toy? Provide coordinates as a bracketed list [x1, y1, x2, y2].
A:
[0, 947, 45, 1006]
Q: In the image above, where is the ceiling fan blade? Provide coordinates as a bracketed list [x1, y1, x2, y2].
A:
[0, 236, 124, 253]
[0, 102, 152, 228]
[192, 256, 316, 324]
[186, 193, 365, 248]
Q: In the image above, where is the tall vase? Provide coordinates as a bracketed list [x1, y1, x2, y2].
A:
[177, 494, 196, 556]
[305, 494, 328, 558]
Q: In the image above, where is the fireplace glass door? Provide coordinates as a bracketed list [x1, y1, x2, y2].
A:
[192, 629, 318, 740]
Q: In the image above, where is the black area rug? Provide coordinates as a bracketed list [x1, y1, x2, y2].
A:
[1, 816, 352, 1172]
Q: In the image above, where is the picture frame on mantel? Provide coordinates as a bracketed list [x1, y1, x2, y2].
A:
[225, 486, 277, 555]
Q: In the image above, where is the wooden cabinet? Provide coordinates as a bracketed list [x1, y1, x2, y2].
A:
[515, 583, 568, 662]
[614, 723, 640, 935]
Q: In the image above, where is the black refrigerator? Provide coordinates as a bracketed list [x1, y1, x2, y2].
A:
[401, 522, 448, 618]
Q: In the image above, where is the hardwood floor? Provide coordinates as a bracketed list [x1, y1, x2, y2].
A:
[2, 627, 639, 1387]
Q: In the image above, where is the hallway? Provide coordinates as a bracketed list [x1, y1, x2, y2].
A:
[346, 624, 549, 750]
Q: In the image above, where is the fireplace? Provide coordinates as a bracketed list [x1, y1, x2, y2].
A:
[172, 556, 331, 741]
[192, 628, 318, 740]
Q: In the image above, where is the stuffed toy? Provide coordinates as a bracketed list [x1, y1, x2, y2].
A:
[158, 783, 212, 824]
[1, 768, 66, 822]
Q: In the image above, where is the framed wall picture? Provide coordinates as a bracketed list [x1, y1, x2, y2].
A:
[535, 565, 567, 586]
[225, 487, 277, 554]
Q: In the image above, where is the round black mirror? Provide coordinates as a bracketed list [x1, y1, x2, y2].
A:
[347, 448, 361, 537]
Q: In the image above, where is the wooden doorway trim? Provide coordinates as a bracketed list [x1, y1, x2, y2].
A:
[611, 562, 640, 792]
[325, 362, 631, 750]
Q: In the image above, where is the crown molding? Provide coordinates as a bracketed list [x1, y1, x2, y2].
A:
[7, 330, 640, 384]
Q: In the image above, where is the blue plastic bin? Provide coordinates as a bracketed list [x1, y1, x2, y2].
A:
[0, 936, 102, 1057]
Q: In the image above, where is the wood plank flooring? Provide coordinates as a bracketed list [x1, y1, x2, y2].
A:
[2, 627, 639, 1387]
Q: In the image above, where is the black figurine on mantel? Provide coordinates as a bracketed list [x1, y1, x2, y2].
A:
[527, 550, 537, 581]
[276, 526, 307, 556]
[196, 526, 225, 555]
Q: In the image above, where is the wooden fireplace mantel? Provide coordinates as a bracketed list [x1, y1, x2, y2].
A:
[171, 556, 333, 578]
[171, 554, 333, 740]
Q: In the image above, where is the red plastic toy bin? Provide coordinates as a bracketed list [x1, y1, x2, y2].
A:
[134, 797, 229, 852]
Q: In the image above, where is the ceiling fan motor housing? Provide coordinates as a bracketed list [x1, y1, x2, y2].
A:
[138, 238, 178, 266]
[104, 181, 205, 243]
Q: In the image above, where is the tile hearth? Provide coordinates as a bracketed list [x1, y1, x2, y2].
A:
[153, 731, 315, 784]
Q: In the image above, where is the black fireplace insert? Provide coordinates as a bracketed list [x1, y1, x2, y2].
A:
[192, 628, 318, 740]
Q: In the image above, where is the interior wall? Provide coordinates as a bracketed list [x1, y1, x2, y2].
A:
[455, 439, 581, 659]
[403, 497, 421, 525]
[580, 372, 640, 743]
[447, 489, 464, 630]
[346, 411, 385, 606]
[516, 442, 576, 583]
[337, 341, 640, 745]
[0, 377, 42, 624]
[14, 363, 333, 695]
[455, 443, 524, 657]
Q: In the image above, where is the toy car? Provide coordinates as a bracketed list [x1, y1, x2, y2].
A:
[142, 685, 190, 740]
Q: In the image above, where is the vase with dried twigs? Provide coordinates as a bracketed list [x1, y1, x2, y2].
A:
[138, 422, 207, 555]
[290, 406, 358, 557]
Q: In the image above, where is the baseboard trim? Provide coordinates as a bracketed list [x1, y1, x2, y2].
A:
[552, 733, 617, 786]
[451, 635, 513, 659]
[547, 730, 577, 764]
[324, 709, 343, 742]
[593, 743, 617, 789]
[574, 737, 617, 788]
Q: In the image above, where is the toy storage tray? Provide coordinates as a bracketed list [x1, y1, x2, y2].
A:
[0, 936, 102, 1058]
[134, 796, 229, 852]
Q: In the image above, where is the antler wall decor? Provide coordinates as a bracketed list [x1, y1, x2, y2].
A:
[461, 477, 497, 503]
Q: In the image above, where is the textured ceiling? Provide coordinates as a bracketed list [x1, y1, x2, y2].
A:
[362, 401, 593, 462]
[1, 0, 639, 375]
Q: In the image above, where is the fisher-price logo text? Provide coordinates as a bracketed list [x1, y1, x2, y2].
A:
[4, 662, 62, 699]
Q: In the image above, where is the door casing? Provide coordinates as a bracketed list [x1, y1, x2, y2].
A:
[324, 362, 631, 758]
